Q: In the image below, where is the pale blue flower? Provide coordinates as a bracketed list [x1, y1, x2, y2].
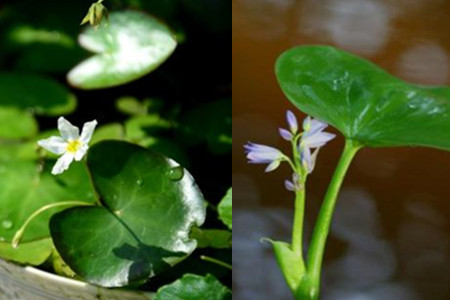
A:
[279, 128, 293, 141]
[301, 116, 335, 148]
[244, 142, 284, 172]
[301, 147, 320, 174]
[299, 116, 335, 173]
[284, 172, 302, 192]
[279, 110, 299, 141]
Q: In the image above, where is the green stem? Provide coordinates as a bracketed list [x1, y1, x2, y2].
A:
[12, 201, 95, 248]
[291, 189, 305, 256]
[291, 133, 306, 264]
[299, 139, 361, 298]
[200, 255, 232, 270]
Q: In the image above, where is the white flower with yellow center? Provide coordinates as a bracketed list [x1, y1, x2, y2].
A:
[38, 117, 98, 175]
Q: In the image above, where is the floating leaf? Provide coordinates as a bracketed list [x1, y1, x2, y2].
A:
[217, 188, 232, 230]
[0, 73, 76, 116]
[154, 274, 231, 300]
[50, 141, 206, 287]
[276, 46, 450, 150]
[68, 11, 177, 89]
[0, 107, 38, 139]
[0, 160, 95, 265]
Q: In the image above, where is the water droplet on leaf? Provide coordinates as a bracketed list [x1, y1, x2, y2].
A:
[2, 220, 13, 229]
[167, 166, 184, 181]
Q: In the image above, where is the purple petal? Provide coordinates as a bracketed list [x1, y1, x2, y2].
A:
[286, 110, 298, 133]
[284, 180, 295, 192]
[244, 142, 282, 164]
[301, 146, 312, 170]
[309, 119, 328, 135]
[279, 128, 293, 141]
[302, 132, 336, 148]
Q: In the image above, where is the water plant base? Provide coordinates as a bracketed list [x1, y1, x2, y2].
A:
[0, 259, 152, 300]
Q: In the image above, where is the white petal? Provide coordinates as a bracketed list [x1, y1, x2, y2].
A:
[38, 136, 68, 155]
[52, 153, 74, 175]
[74, 144, 89, 161]
[58, 117, 80, 141]
[80, 120, 98, 144]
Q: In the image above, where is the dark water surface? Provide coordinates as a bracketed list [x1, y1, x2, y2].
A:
[233, 0, 450, 299]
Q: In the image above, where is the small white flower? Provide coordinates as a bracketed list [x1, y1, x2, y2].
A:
[38, 117, 98, 175]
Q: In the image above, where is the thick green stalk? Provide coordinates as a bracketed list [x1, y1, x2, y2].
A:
[297, 139, 361, 299]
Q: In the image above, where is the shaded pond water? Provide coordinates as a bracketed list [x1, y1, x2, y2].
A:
[232, 0, 450, 299]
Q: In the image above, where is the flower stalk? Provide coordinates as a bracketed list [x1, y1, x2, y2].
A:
[245, 110, 362, 300]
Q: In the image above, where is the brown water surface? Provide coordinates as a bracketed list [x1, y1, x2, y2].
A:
[233, 0, 450, 299]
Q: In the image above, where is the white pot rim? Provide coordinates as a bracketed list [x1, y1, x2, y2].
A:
[0, 258, 154, 300]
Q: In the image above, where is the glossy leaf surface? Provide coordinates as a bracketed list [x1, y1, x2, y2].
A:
[50, 141, 206, 287]
[68, 11, 177, 89]
[276, 46, 450, 150]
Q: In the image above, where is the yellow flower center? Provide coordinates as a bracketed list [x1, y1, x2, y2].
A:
[66, 140, 82, 153]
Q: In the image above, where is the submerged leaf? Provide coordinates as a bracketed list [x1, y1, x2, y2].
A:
[276, 46, 450, 150]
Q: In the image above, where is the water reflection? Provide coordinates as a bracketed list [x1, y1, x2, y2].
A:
[397, 43, 449, 85]
[233, 189, 433, 299]
[233, 0, 295, 40]
[299, 0, 392, 55]
[233, 208, 293, 300]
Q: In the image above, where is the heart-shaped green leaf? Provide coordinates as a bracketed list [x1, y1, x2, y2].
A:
[68, 11, 177, 89]
[0, 73, 76, 116]
[50, 141, 206, 287]
[0, 160, 95, 265]
[154, 274, 231, 300]
[276, 46, 450, 150]
[218, 188, 232, 230]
